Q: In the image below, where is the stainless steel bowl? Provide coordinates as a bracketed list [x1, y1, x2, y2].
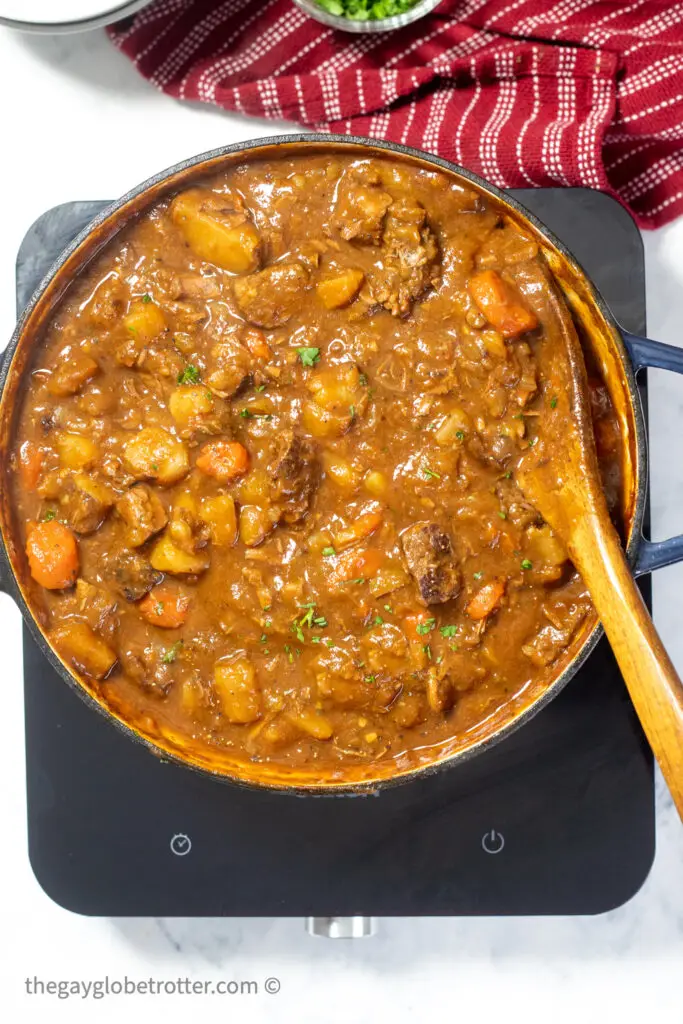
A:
[291, 0, 443, 33]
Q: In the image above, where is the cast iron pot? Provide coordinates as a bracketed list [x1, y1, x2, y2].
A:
[2, 135, 683, 792]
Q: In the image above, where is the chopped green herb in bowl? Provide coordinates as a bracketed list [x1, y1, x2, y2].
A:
[293, 0, 442, 32]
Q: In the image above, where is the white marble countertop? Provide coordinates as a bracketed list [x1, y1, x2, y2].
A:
[2, 23, 683, 1023]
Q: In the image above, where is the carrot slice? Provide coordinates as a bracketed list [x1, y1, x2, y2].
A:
[196, 440, 250, 482]
[469, 270, 538, 338]
[403, 611, 433, 638]
[337, 547, 384, 581]
[18, 441, 43, 492]
[242, 328, 271, 362]
[466, 579, 506, 620]
[26, 520, 79, 590]
[139, 585, 191, 628]
[333, 510, 383, 552]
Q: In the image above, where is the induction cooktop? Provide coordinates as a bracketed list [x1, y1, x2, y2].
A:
[18, 190, 654, 919]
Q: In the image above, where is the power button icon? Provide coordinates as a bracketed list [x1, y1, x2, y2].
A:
[481, 829, 505, 855]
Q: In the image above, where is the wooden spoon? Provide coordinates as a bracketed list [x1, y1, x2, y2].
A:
[509, 257, 683, 819]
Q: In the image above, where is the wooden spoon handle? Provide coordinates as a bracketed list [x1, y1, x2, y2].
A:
[572, 515, 683, 818]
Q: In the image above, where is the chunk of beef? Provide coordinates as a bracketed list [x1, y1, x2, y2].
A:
[115, 334, 184, 380]
[107, 551, 163, 602]
[233, 262, 309, 328]
[118, 628, 174, 695]
[475, 222, 539, 269]
[115, 484, 167, 547]
[167, 506, 211, 556]
[521, 602, 587, 667]
[400, 522, 461, 605]
[74, 579, 119, 635]
[368, 200, 440, 316]
[270, 431, 318, 524]
[62, 475, 115, 534]
[495, 478, 541, 529]
[332, 165, 393, 245]
[204, 327, 253, 397]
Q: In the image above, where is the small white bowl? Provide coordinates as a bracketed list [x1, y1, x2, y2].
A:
[292, 0, 443, 34]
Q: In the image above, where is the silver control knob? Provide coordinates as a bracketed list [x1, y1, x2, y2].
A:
[306, 916, 375, 938]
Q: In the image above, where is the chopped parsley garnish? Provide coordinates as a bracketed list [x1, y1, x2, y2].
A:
[521, 558, 533, 570]
[141, 293, 152, 304]
[423, 643, 432, 660]
[256, 384, 267, 392]
[260, 633, 268, 643]
[297, 347, 321, 367]
[292, 601, 327, 643]
[240, 408, 272, 420]
[162, 640, 183, 664]
[43, 509, 57, 521]
[473, 571, 484, 580]
[422, 464, 441, 480]
[314, 0, 423, 21]
[504, 471, 513, 479]
[177, 365, 201, 385]
[550, 396, 558, 409]
[497, 511, 507, 520]
[349, 404, 356, 418]
[323, 638, 335, 648]
[347, 576, 366, 585]
[155, 602, 164, 616]
[416, 617, 436, 636]
[374, 615, 384, 626]
[455, 430, 465, 441]
[359, 372, 369, 386]
[322, 546, 336, 557]
[383, 604, 393, 613]
[365, 674, 376, 684]
[284, 644, 294, 664]
[440, 625, 458, 638]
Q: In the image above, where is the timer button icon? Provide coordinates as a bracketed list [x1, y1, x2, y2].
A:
[481, 829, 505, 855]
[170, 833, 192, 856]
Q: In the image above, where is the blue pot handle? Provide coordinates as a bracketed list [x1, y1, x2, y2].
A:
[622, 331, 683, 575]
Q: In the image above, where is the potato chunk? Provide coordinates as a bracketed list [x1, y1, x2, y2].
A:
[124, 299, 167, 342]
[301, 401, 351, 439]
[168, 386, 214, 427]
[307, 363, 366, 413]
[317, 268, 365, 309]
[239, 504, 280, 547]
[214, 655, 262, 723]
[171, 188, 261, 274]
[56, 432, 99, 470]
[322, 452, 361, 492]
[199, 495, 237, 546]
[150, 531, 210, 575]
[47, 351, 99, 397]
[123, 427, 189, 486]
[50, 621, 117, 680]
[285, 707, 333, 740]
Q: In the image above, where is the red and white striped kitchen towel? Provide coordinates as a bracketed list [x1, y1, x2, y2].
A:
[109, 0, 683, 228]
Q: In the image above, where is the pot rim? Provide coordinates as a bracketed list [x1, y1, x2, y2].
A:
[0, 133, 647, 796]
